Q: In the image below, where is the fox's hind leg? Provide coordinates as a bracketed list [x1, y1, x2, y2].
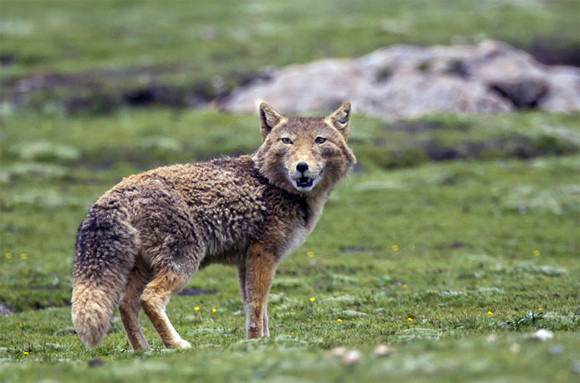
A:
[140, 268, 192, 349]
[119, 259, 151, 351]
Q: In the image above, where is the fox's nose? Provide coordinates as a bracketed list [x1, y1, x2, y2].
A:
[296, 162, 309, 173]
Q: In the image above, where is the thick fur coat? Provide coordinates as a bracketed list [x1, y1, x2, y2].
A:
[72, 102, 356, 350]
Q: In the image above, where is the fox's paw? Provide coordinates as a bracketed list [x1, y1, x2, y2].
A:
[176, 339, 192, 349]
[168, 339, 191, 349]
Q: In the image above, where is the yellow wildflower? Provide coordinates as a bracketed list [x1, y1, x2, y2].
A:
[488, 311, 493, 316]
[212, 308, 217, 314]
[20, 253, 27, 260]
[4, 252, 12, 259]
[337, 318, 343, 323]
[391, 245, 399, 251]
[306, 251, 315, 258]
[533, 250, 540, 256]
[310, 297, 316, 302]
[194, 306, 200, 311]
[408, 318, 413, 322]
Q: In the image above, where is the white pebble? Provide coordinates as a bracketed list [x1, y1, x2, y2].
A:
[531, 329, 554, 342]
[486, 334, 498, 343]
[373, 344, 394, 357]
[329, 347, 347, 357]
[342, 349, 361, 365]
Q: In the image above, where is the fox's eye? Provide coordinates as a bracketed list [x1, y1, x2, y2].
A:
[281, 137, 293, 144]
[315, 137, 326, 144]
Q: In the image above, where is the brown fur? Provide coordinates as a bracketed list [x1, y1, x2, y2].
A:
[71, 102, 356, 350]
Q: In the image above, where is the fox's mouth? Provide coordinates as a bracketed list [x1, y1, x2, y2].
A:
[289, 168, 321, 192]
[295, 176, 313, 189]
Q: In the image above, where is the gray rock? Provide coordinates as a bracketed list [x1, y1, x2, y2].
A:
[539, 67, 580, 112]
[218, 40, 580, 119]
[356, 72, 512, 119]
[550, 344, 565, 355]
[0, 303, 13, 316]
[221, 59, 363, 114]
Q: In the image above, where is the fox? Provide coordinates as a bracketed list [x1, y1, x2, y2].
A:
[71, 102, 356, 350]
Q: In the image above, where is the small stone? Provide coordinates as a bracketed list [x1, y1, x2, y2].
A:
[0, 303, 13, 316]
[530, 329, 554, 342]
[571, 361, 580, 375]
[88, 358, 103, 368]
[373, 344, 395, 357]
[342, 349, 361, 366]
[550, 345, 565, 356]
[486, 334, 498, 343]
[329, 347, 347, 357]
[509, 343, 520, 353]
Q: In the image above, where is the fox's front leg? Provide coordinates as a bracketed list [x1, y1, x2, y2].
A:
[242, 242, 276, 339]
[238, 264, 270, 337]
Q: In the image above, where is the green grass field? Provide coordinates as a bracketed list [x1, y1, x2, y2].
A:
[1, 1, 579, 382]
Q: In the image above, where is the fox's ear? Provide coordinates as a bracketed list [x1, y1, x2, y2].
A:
[327, 101, 351, 140]
[259, 102, 286, 141]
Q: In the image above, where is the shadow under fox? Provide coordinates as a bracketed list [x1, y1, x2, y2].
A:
[72, 102, 356, 350]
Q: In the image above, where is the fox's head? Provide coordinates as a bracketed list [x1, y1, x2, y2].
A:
[252, 102, 356, 195]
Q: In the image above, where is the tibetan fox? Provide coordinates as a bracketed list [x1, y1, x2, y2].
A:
[72, 102, 356, 350]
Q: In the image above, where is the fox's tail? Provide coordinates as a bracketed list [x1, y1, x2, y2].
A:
[71, 203, 139, 349]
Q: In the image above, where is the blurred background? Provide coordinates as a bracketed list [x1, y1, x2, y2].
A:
[1, 1, 579, 381]
[1, 0, 579, 115]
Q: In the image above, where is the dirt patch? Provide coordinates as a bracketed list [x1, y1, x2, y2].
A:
[423, 142, 461, 161]
[30, 300, 71, 311]
[2, 64, 269, 115]
[0, 54, 16, 66]
[391, 121, 445, 133]
[426, 134, 577, 161]
[88, 358, 104, 368]
[177, 288, 218, 297]
[361, 132, 579, 171]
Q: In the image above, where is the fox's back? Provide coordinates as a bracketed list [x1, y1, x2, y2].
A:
[104, 156, 271, 261]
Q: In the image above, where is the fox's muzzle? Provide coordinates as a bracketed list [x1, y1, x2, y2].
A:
[289, 161, 320, 192]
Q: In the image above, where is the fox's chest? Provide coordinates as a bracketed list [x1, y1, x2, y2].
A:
[282, 226, 311, 257]
[281, 196, 325, 257]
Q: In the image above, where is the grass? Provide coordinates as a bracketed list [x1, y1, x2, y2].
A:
[2, 0, 578, 77]
[1, 109, 579, 381]
[2, 334, 579, 382]
[1, 0, 579, 381]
